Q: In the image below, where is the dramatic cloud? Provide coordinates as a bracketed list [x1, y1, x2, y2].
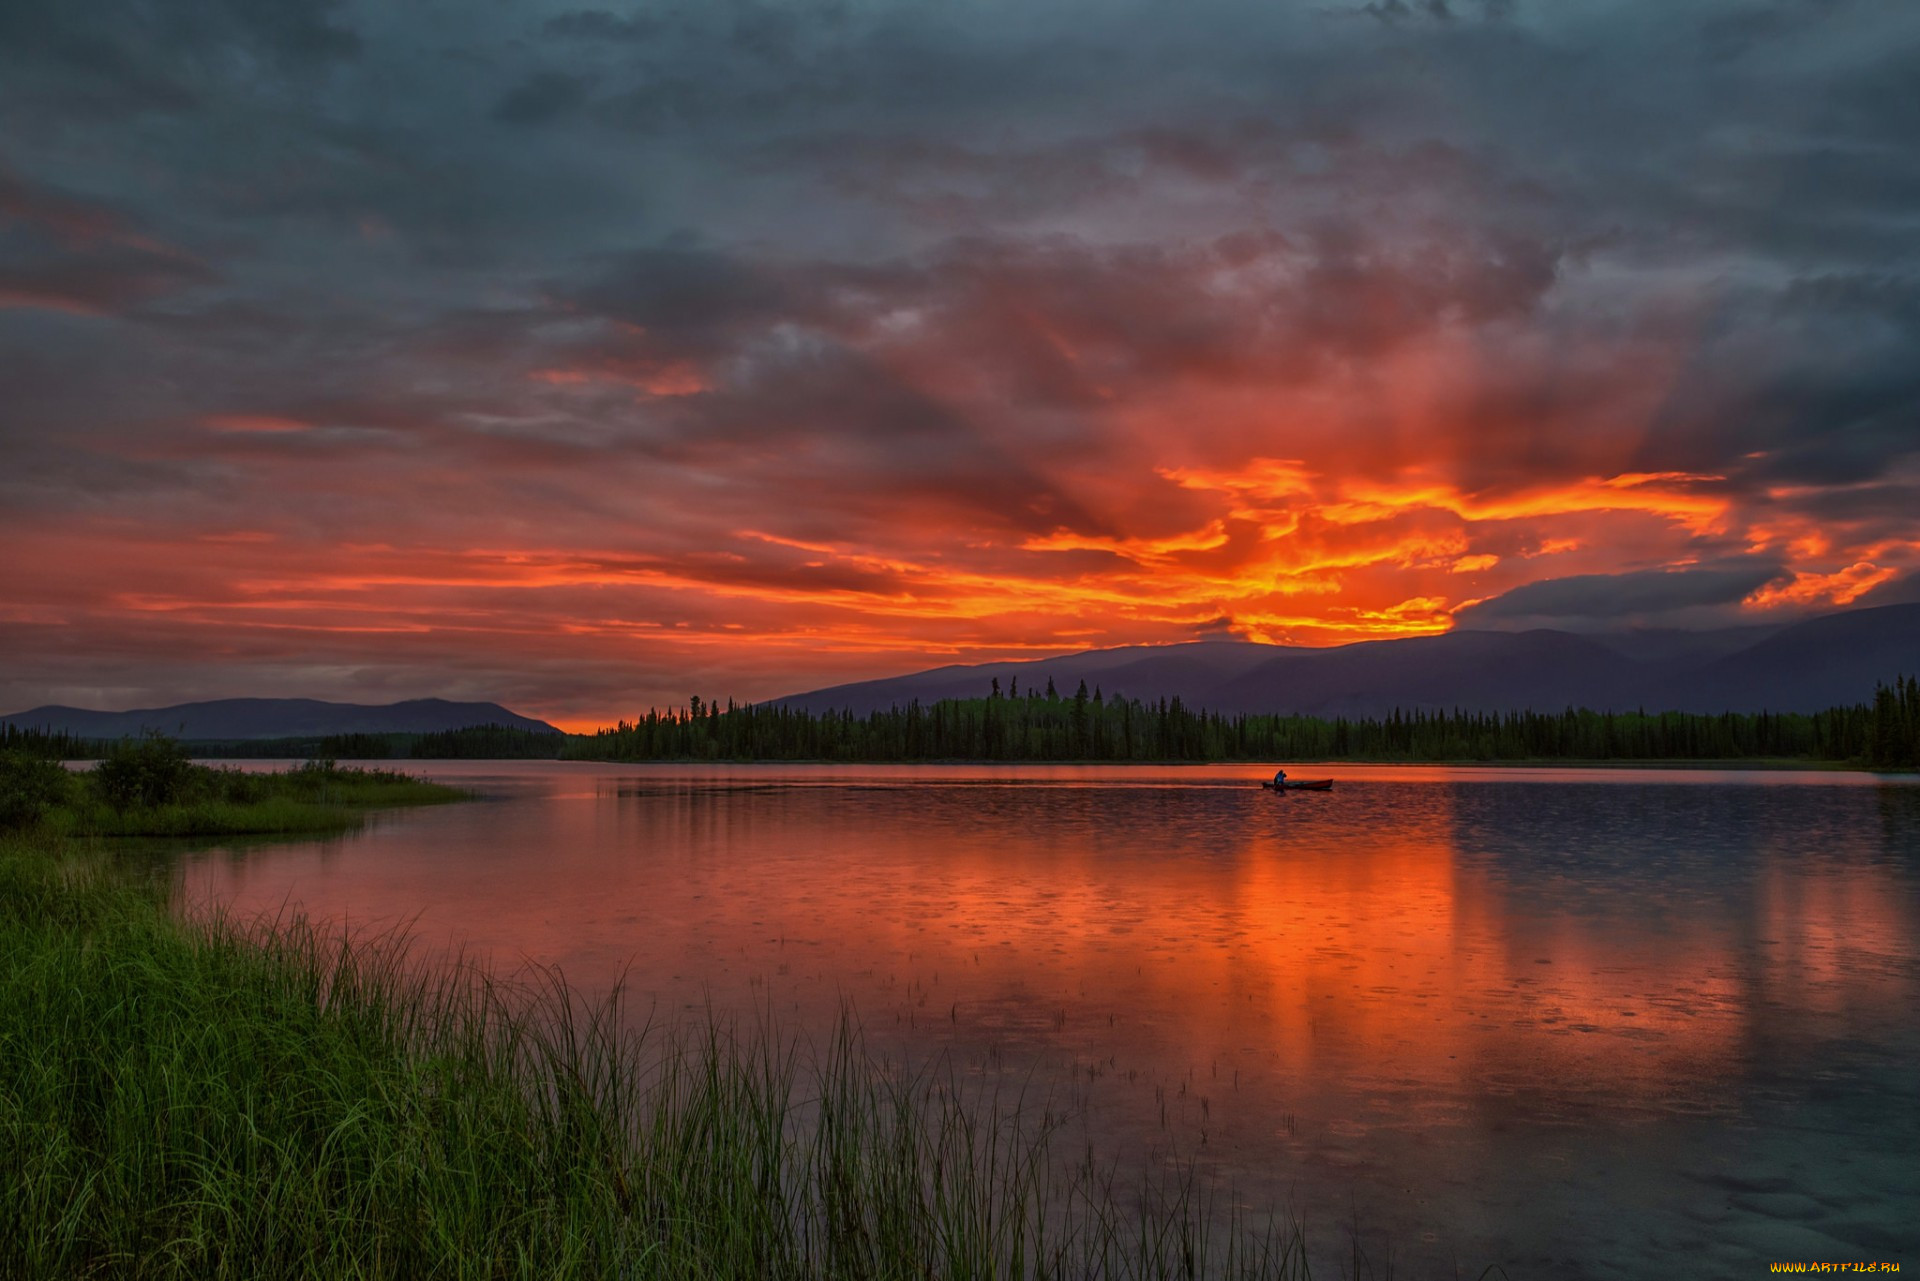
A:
[1452, 564, 1788, 631]
[3, 0, 1918, 725]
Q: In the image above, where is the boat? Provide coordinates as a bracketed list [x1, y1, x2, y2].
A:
[1261, 778, 1334, 791]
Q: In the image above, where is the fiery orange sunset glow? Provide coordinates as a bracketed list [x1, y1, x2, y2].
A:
[4, 1, 1919, 725]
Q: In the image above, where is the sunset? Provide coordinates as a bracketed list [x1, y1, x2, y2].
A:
[4, 4, 1918, 1278]
[6, 2, 1919, 725]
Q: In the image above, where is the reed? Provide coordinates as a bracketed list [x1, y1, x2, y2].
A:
[0, 835, 1318, 1280]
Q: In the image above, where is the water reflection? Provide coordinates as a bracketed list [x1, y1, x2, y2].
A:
[176, 764, 1920, 1277]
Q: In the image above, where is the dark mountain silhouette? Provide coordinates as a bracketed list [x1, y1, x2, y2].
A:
[1205, 629, 1650, 719]
[1576, 623, 1787, 665]
[0, 698, 562, 740]
[1642, 603, 1920, 713]
[774, 642, 1281, 716]
[776, 603, 1920, 718]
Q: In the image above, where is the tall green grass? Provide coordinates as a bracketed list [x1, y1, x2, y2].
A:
[1, 837, 1318, 1280]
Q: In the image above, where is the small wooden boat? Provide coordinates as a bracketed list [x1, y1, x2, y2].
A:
[1261, 778, 1334, 792]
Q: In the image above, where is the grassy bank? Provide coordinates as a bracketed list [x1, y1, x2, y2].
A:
[0, 835, 1317, 1280]
[42, 767, 465, 838]
[2, 737, 463, 839]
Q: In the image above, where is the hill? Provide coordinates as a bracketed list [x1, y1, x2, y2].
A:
[0, 698, 562, 740]
[775, 603, 1920, 718]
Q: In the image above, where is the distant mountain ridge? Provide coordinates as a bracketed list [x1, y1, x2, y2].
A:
[0, 697, 562, 740]
[776, 603, 1920, 719]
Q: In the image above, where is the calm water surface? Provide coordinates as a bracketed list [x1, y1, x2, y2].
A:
[177, 763, 1920, 1279]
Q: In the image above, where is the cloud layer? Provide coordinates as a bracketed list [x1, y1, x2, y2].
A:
[4, 0, 1918, 724]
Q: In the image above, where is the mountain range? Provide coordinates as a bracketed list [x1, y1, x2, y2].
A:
[0, 698, 562, 741]
[6, 603, 1915, 736]
[776, 603, 1920, 719]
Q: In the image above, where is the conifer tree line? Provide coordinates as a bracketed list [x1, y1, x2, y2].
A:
[0, 725, 92, 759]
[1867, 674, 1920, 769]
[571, 676, 1920, 767]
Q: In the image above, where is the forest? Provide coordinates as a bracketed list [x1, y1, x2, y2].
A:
[570, 676, 1920, 768]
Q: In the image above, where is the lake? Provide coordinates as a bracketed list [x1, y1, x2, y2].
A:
[175, 762, 1920, 1278]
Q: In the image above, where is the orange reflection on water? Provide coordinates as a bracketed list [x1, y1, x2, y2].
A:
[1753, 852, 1916, 1018]
[1199, 789, 1759, 1117]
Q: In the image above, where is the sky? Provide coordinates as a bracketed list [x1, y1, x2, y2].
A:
[3, 0, 1919, 728]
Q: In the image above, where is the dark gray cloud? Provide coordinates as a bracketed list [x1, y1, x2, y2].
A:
[1857, 571, 1920, 609]
[0, 0, 359, 122]
[494, 71, 596, 126]
[0, 0, 363, 71]
[1456, 564, 1789, 630]
[0, 230, 214, 314]
[1350, 0, 1511, 26]
[563, 244, 799, 350]
[543, 10, 665, 44]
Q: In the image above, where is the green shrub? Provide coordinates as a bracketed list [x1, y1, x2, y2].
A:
[91, 732, 202, 810]
[0, 752, 72, 830]
[210, 767, 269, 804]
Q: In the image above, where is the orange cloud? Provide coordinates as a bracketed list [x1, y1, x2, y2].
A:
[531, 360, 710, 397]
[205, 414, 313, 434]
[1745, 562, 1897, 610]
[1315, 471, 1729, 534]
[1020, 522, 1234, 562]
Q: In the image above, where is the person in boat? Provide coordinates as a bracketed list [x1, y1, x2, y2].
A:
[1272, 768, 1287, 787]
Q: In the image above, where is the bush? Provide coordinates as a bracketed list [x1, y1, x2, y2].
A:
[92, 732, 202, 810]
[208, 767, 269, 804]
[0, 752, 71, 829]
